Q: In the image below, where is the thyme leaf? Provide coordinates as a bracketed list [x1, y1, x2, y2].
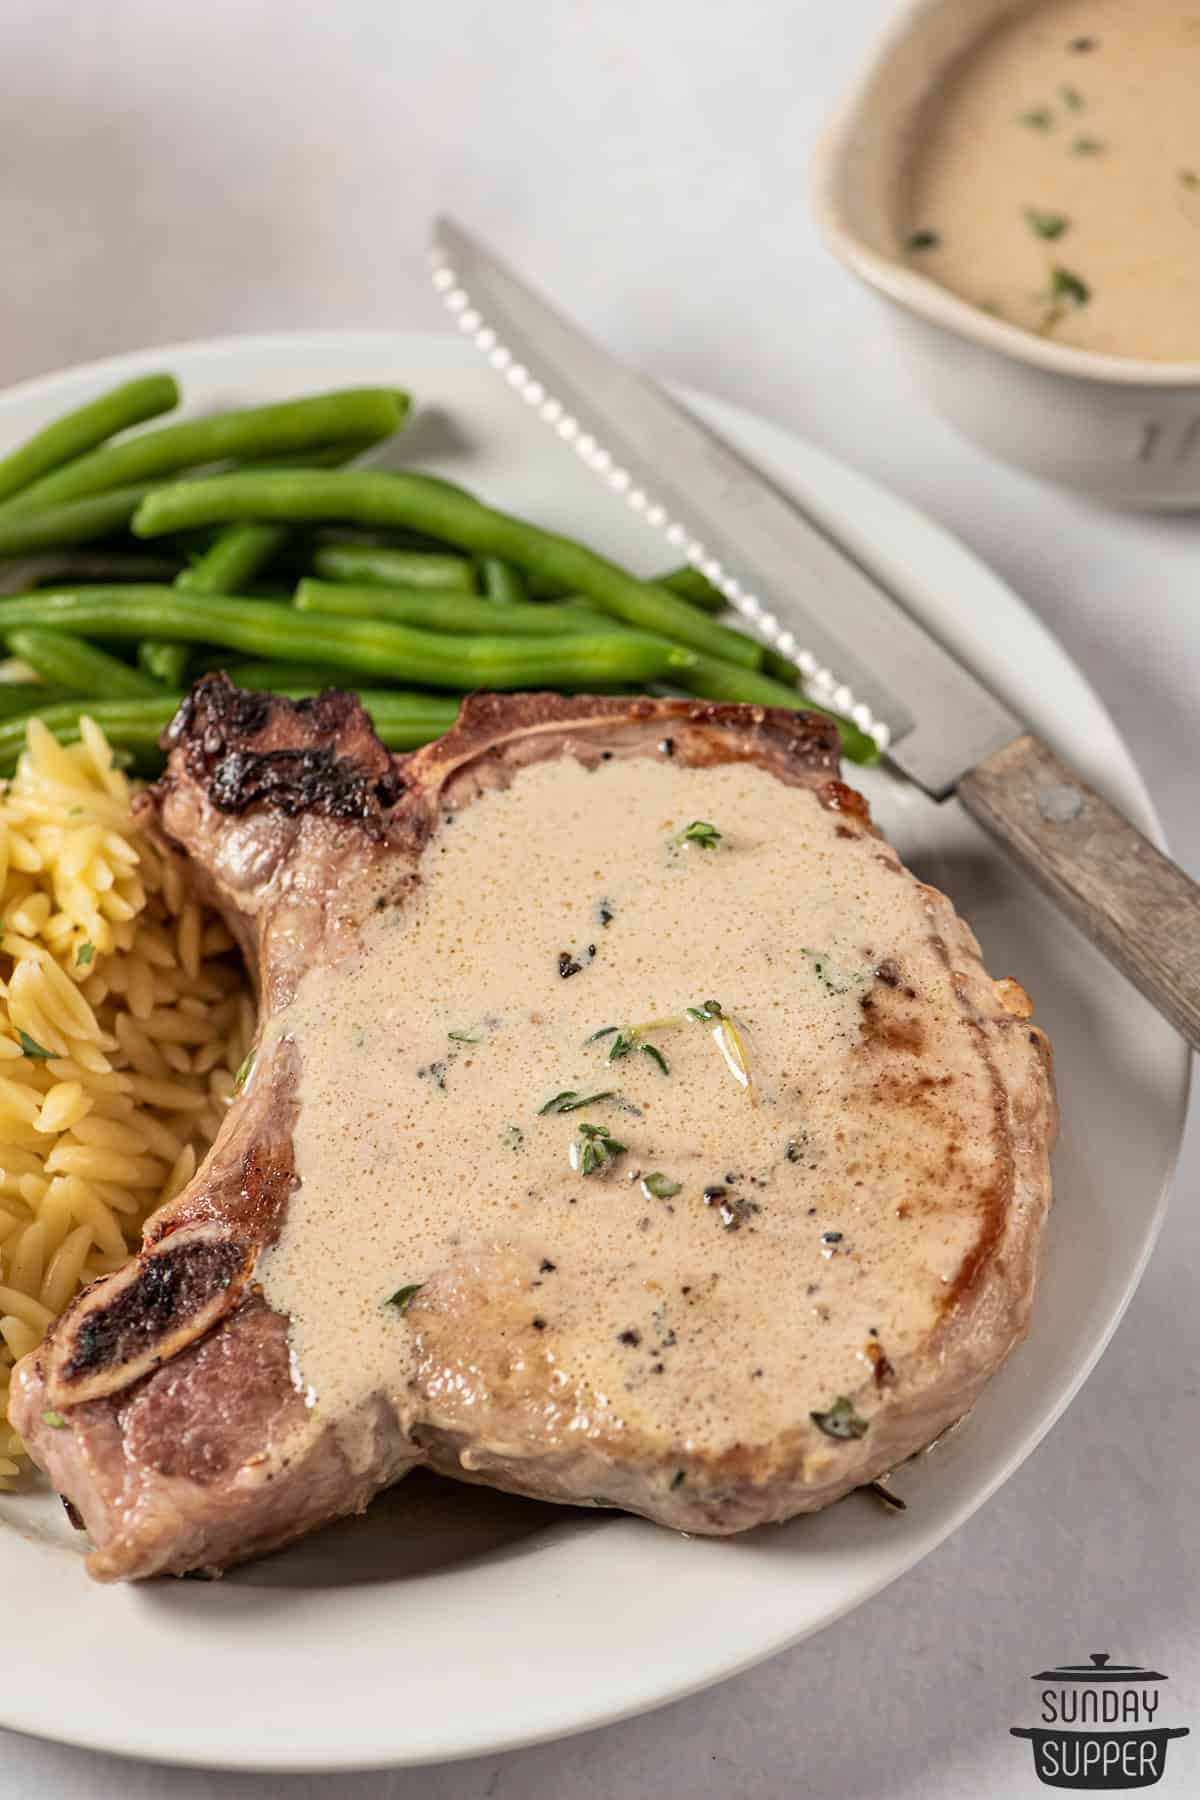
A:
[233, 1045, 256, 1091]
[1182, 169, 1200, 190]
[642, 1172, 681, 1199]
[539, 1089, 616, 1115]
[1025, 208, 1069, 240]
[672, 819, 722, 849]
[906, 229, 940, 252]
[1060, 85, 1083, 110]
[574, 1121, 626, 1176]
[41, 1409, 67, 1429]
[868, 1479, 907, 1513]
[17, 1030, 54, 1061]
[75, 941, 95, 968]
[1071, 136, 1104, 155]
[1019, 106, 1052, 130]
[448, 1028, 483, 1043]
[387, 1283, 423, 1313]
[800, 948, 858, 994]
[686, 999, 724, 1022]
[810, 1395, 870, 1440]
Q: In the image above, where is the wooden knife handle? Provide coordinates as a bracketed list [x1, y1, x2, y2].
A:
[958, 733, 1200, 1051]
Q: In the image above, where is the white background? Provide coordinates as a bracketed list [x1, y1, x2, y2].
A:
[0, 1, 1196, 1794]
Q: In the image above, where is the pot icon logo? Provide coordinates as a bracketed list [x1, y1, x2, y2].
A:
[1011, 1652, 1190, 1790]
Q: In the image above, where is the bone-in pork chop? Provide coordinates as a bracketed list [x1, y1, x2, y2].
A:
[12, 679, 1056, 1579]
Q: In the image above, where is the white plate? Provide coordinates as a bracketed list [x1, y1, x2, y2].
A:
[0, 332, 1188, 1772]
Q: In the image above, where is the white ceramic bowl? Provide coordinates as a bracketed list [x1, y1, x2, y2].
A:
[812, 0, 1200, 509]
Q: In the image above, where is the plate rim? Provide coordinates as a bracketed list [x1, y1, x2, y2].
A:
[0, 327, 1188, 1773]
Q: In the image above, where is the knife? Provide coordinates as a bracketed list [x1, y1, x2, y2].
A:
[430, 215, 1200, 1051]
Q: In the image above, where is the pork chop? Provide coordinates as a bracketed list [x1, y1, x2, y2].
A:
[11, 678, 1056, 1579]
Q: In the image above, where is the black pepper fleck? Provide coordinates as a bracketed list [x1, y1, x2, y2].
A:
[539, 1258, 557, 1274]
[651, 1362, 665, 1374]
[618, 1328, 641, 1347]
[822, 1231, 844, 1244]
[659, 737, 675, 756]
[558, 951, 583, 979]
[670, 1469, 686, 1489]
[532, 1317, 547, 1331]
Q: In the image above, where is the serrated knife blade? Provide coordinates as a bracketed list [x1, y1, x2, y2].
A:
[429, 213, 1021, 800]
[427, 216, 1200, 1049]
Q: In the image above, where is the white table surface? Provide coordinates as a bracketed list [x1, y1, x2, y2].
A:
[1, 1, 1196, 1793]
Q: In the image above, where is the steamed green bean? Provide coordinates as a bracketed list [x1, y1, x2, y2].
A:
[131, 471, 762, 668]
[5, 628, 161, 701]
[12, 390, 407, 513]
[295, 580, 612, 637]
[138, 641, 190, 687]
[0, 485, 152, 559]
[0, 586, 692, 692]
[312, 543, 478, 592]
[0, 374, 177, 508]
[480, 557, 529, 605]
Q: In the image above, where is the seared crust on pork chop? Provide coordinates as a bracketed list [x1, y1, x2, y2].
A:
[11, 680, 1055, 1579]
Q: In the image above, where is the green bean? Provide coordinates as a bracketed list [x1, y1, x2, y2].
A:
[664, 653, 878, 764]
[138, 641, 191, 687]
[654, 565, 726, 611]
[295, 580, 613, 637]
[0, 683, 75, 719]
[0, 374, 178, 508]
[0, 485, 153, 559]
[0, 587, 692, 692]
[312, 543, 478, 592]
[11, 390, 407, 513]
[131, 471, 761, 668]
[479, 557, 529, 605]
[5, 628, 162, 701]
[178, 522, 289, 595]
[0, 697, 181, 775]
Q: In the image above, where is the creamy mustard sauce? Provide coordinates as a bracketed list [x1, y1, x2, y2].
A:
[260, 755, 997, 1468]
[904, 0, 1200, 360]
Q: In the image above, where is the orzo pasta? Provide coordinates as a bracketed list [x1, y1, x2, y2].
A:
[0, 716, 252, 1484]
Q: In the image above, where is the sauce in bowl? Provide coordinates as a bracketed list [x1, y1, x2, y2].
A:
[903, 0, 1200, 361]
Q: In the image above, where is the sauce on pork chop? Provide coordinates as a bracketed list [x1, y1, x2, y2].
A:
[263, 753, 1017, 1481]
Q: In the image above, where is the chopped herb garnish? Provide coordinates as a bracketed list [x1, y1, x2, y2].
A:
[75, 941, 95, 968]
[17, 1030, 54, 1061]
[642, 1172, 682, 1199]
[640, 1042, 670, 1075]
[1050, 266, 1090, 307]
[687, 999, 751, 1093]
[503, 1124, 525, 1151]
[1071, 136, 1104, 155]
[906, 229, 940, 252]
[1060, 85, 1083, 110]
[599, 1027, 671, 1074]
[1025, 208, 1069, 240]
[448, 1028, 483, 1043]
[41, 1409, 67, 1428]
[800, 948, 858, 994]
[1181, 169, 1200, 190]
[233, 1046, 256, 1091]
[672, 819, 722, 850]
[810, 1395, 870, 1440]
[387, 1283, 423, 1313]
[539, 1089, 616, 1115]
[574, 1121, 626, 1176]
[1019, 107, 1052, 130]
[597, 898, 615, 928]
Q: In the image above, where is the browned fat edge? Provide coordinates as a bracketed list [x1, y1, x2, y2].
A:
[149, 674, 405, 825]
